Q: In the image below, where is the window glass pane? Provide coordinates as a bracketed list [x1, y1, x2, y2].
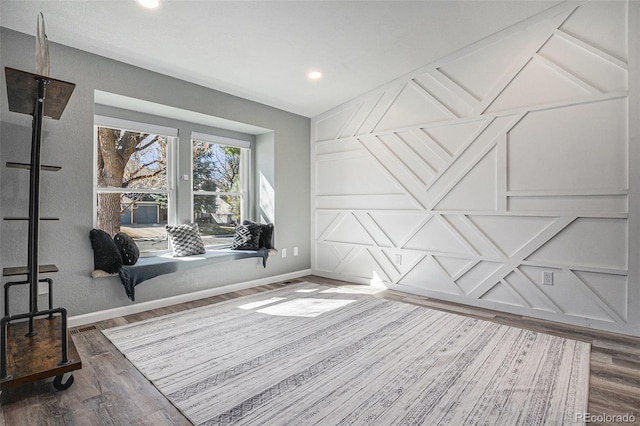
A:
[98, 192, 169, 253]
[194, 194, 241, 247]
[96, 125, 170, 249]
[97, 127, 167, 190]
[193, 140, 241, 192]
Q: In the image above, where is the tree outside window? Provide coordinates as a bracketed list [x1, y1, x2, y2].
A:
[96, 126, 170, 251]
[192, 139, 245, 247]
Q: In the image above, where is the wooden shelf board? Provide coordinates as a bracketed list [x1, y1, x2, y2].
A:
[5, 67, 75, 120]
[3, 264, 59, 277]
[6, 162, 61, 172]
[0, 316, 82, 390]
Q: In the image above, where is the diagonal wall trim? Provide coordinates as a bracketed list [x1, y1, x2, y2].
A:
[534, 54, 602, 94]
[375, 134, 432, 188]
[357, 212, 396, 248]
[315, 211, 347, 242]
[396, 214, 433, 249]
[357, 136, 429, 210]
[499, 278, 533, 308]
[312, 0, 633, 334]
[408, 79, 459, 119]
[336, 100, 365, 140]
[438, 215, 481, 257]
[415, 128, 453, 163]
[564, 268, 626, 323]
[511, 267, 563, 314]
[552, 30, 629, 70]
[478, 8, 577, 115]
[431, 68, 481, 107]
[469, 216, 577, 299]
[394, 133, 439, 178]
[455, 215, 507, 259]
[429, 135, 498, 210]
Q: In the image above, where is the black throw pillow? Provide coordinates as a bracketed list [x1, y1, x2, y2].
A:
[232, 223, 261, 251]
[113, 232, 140, 265]
[89, 229, 122, 273]
[243, 220, 274, 249]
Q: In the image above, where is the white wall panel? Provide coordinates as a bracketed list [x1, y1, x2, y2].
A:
[559, 0, 628, 62]
[507, 99, 627, 193]
[397, 256, 462, 296]
[312, 1, 635, 335]
[526, 218, 627, 271]
[507, 194, 627, 215]
[468, 215, 554, 257]
[434, 147, 497, 211]
[484, 58, 592, 113]
[539, 35, 627, 93]
[315, 106, 356, 142]
[315, 151, 405, 195]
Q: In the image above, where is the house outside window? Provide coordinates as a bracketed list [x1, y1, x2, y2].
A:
[191, 132, 251, 248]
[94, 116, 177, 253]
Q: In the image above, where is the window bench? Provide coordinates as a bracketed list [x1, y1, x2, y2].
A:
[113, 248, 271, 301]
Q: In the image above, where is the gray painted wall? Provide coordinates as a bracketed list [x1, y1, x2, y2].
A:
[0, 28, 310, 316]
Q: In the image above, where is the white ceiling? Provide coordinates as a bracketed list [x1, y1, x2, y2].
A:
[0, 1, 563, 118]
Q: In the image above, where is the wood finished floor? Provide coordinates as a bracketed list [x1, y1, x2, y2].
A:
[1, 275, 639, 426]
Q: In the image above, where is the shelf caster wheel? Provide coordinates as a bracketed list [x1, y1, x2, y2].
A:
[53, 373, 74, 391]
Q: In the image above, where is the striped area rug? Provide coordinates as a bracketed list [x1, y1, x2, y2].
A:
[103, 282, 590, 425]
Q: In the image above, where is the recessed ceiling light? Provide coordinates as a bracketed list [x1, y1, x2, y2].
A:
[308, 71, 323, 80]
[138, 0, 159, 9]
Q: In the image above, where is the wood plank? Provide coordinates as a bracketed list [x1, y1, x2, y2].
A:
[0, 317, 82, 391]
[5, 67, 75, 120]
[2, 264, 58, 277]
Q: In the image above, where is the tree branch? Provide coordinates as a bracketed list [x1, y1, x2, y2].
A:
[135, 135, 161, 152]
[122, 168, 165, 187]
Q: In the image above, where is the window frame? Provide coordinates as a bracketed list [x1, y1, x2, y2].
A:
[93, 116, 178, 253]
[190, 132, 252, 248]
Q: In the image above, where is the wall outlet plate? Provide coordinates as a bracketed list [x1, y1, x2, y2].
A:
[281, 248, 287, 258]
[542, 271, 553, 285]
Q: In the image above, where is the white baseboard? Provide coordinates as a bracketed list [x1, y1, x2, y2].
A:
[69, 269, 312, 328]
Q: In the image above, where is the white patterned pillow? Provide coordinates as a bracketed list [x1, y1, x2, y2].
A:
[231, 223, 261, 251]
[165, 223, 206, 257]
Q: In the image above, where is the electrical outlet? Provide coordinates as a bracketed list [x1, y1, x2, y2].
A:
[38, 281, 49, 295]
[293, 247, 299, 256]
[395, 254, 402, 265]
[281, 248, 287, 258]
[542, 271, 553, 285]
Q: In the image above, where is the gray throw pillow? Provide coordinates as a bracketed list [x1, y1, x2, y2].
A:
[165, 223, 206, 257]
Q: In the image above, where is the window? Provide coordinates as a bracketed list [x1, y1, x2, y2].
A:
[94, 116, 177, 253]
[192, 132, 250, 248]
[93, 102, 264, 257]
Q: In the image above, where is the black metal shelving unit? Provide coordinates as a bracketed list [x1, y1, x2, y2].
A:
[0, 67, 81, 392]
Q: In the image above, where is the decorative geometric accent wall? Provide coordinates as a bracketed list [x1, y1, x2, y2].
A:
[311, 1, 630, 331]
